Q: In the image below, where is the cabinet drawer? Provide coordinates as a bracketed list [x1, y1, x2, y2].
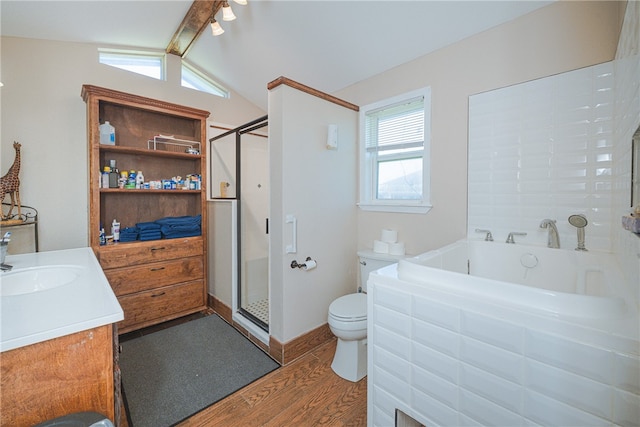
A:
[117, 280, 204, 331]
[98, 237, 203, 269]
[105, 257, 203, 296]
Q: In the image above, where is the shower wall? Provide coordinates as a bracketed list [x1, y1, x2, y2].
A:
[468, 62, 616, 252]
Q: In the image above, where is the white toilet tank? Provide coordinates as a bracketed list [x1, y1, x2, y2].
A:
[357, 250, 407, 292]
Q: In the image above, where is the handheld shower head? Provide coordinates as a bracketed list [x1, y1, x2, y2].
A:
[568, 214, 588, 228]
[568, 214, 588, 251]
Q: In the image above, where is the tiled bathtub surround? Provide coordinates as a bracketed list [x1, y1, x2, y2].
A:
[368, 265, 640, 427]
[468, 62, 616, 252]
[368, 5, 640, 426]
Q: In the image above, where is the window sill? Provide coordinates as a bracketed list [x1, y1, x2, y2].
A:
[357, 202, 432, 214]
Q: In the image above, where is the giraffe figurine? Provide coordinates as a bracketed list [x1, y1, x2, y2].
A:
[1, 142, 22, 221]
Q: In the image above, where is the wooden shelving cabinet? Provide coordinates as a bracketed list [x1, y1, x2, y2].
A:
[82, 85, 210, 334]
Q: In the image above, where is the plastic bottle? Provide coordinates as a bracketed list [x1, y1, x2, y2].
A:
[112, 219, 120, 242]
[99, 121, 116, 145]
[102, 166, 110, 188]
[127, 170, 136, 189]
[119, 170, 128, 189]
[136, 171, 144, 189]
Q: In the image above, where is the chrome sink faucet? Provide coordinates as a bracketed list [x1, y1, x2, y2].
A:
[540, 219, 560, 248]
[0, 231, 12, 271]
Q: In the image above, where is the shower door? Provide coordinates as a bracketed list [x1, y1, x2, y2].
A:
[238, 130, 269, 330]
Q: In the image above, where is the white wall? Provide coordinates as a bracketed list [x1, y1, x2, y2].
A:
[1, 37, 265, 252]
[269, 84, 358, 343]
[336, 1, 624, 257]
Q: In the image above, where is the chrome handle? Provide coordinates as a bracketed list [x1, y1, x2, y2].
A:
[506, 232, 527, 244]
[475, 228, 493, 241]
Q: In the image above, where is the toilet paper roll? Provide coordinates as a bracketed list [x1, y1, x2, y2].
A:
[373, 239, 390, 254]
[380, 228, 398, 243]
[389, 241, 405, 256]
[303, 259, 317, 271]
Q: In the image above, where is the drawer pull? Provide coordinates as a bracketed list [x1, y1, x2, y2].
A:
[150, 247, 166, 251]
[150, 267, 166, 272]
[151, 292, 166, 298]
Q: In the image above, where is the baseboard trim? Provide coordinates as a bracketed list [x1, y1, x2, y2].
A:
[269, 323, 334, 365]
[208, 294, 334, 365]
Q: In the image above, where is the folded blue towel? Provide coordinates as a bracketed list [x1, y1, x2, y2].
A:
[154, 215, 201, 239]
[137, 221, 161, 231]
[139, 232, 162, 241]
[155, 215, 201, 226]
[163, 230, 201, 239]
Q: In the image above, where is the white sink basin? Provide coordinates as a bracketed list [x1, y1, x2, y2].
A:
[1, 265, 83, 296]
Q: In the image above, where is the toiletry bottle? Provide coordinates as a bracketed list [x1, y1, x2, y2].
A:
[109, 164, 119, 188]
[102, 166, 110, 189]
[136, 170, 144, 189]
[119, 170, 128, 189]
[112, 219, 120, 243]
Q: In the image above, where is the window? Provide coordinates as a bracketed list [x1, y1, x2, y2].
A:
[99, 49, 164, 80]
[181, 61, 229, 98]
[359, 87, 432, 213]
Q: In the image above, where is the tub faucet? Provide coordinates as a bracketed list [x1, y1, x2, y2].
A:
[539, 219, 560, 248]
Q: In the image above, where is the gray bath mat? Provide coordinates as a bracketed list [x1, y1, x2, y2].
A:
[119, 314, 279, 426]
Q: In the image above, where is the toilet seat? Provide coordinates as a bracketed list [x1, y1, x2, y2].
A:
[328, 293, 367, 321]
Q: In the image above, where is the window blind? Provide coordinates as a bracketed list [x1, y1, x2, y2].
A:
[365, 96, 424, 152]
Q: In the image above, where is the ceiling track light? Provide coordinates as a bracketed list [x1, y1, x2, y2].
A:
[210, 17, 224, 36]
[222, 1, 236, 21]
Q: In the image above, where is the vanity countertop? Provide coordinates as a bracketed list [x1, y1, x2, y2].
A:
[1, 247, 123, 352]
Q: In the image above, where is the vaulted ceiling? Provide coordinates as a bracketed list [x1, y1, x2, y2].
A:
[1, 1, 553, 110]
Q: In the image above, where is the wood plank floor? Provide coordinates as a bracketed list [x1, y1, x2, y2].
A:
[176, 339, 367, 426]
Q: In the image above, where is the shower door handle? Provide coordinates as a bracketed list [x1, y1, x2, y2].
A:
[265, 218, 269, 234]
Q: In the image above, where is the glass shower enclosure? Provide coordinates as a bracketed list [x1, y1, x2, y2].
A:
[210, 116, 269, 331]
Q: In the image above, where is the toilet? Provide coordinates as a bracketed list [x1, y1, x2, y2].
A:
[328, 250, 404, 382]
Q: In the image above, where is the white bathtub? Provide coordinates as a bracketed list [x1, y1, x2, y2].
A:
[398, 239, 638, 323]
[367, 239, 640, 427]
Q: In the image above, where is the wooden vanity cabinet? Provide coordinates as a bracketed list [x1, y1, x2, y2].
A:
[82, 85, 210, 334]
[1, 325, 117, 426]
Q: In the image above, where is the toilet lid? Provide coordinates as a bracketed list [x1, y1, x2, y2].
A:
[329, 293, 367, 320]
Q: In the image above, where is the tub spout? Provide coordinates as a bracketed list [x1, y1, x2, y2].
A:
[540, 219, 560, 248]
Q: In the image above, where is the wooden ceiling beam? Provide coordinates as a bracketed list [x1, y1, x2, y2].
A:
[166, 0, 223, 57]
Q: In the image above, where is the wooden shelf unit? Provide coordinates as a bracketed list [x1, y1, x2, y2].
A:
[82, 85, 210, 334]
